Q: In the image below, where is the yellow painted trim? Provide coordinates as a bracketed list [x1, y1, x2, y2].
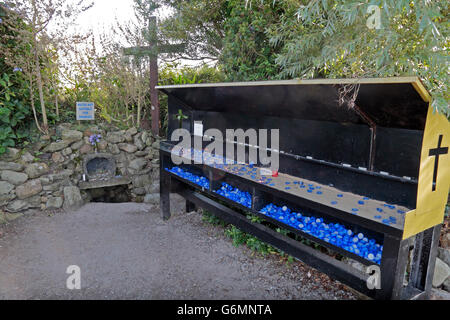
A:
[411, 79, 431, 103]
[403, 104, 450, 239]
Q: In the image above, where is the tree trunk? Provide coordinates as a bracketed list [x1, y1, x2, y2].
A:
[31, 0, 48, 133]
[28, 72, 43, 133]
[35, 50, 48, 132]
[55, 85, 59, 120]
[137, 84, 142, 128]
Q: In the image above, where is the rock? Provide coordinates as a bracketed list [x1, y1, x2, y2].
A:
[129, 158, 147, 171]
[150, 149, 159, 159]
[0, 147, 20, 161]
[133, 187, 146, 195]
[71, 140, 84, 150]
[441, 233, 450, 249]
[36, 152, 51, 161]
[44, 141, 69, 152]
[61, 129, 83, 142]
[0, 212, 6, 224]
[131, 175, 151, 188]
[20, 151, 35, 163]
[46, 196, 63, 209]
[0, 194, 16, 206]
[3, 211, 23, 221]
[53, 190, 63, 197]
[55, 123, 72, 135]
[39, 177, 51, 185]
[6, 200, 29, 212]
[126, 127, 138, 136]
[15, 179, 42, 199]
[151, 141, 160, 149]
[126, 153, 136, 162]
[27, 195, 41, 208]
[134, 134, 145, 150]
[106, 131, 125, 144]
[145, 137, 153, 147]
[118, 143, 138, 153]
[118, 167, 127, 176]
[79, 144, 93, 154]
[63, 186, 83, 210]
[430, 288, 450, 300]
[145, 181, 159, 194]
[0, 161, 24, 171]
[143, 193, 160, 204]
[62, 147, 72, 156]
[48, 169, 73, 181]
[141, 131, 148, 144]
[43, 181, 65, 192]
[443, 277, 450, 292]
[25, 163, 49, 178]
[150, 169, 159, 181]
[114, 153, 127, 165]
[108, 144, 120, 154]
[135, 151, 148, 157]
[124, 132, 133, 142]
[438, 248, 450, 266]
[97, 140, 108, 151]
[433, 257, 450, 288]
[129, 167, 151, 175]
[83, 126, 101, 137]
[0, 181, 14, 194]
[51, 152, 64, 163]
[1, 170, 28, 185]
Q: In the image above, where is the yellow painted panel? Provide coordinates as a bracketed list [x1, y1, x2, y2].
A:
[403, 106, 450, 239]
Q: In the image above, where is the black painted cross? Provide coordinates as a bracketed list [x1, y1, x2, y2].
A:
[123, 16, 185, 135]
[428, 134, 448, 191]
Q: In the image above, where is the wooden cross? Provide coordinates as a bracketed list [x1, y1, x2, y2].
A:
[123, 16, 185, 136]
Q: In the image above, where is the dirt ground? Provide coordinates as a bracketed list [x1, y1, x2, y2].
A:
[0, 194, 357, 300]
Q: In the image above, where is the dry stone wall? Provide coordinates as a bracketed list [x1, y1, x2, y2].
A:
[0, 123, 161, 219]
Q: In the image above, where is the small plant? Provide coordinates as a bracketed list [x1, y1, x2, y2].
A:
[202, 209, 227, 227]
[225, 225, 248, 247]
[89, 134, 102, 151]
[245, 235, 277, 256]
[174, 109, 188, 129]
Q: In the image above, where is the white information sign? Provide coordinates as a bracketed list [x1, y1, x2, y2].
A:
[76, 102, 95, 120]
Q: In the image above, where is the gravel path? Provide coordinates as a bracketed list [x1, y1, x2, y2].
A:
[0, 195, 356, 300]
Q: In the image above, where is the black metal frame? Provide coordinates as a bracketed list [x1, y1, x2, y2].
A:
[157, 78, 441, 300]
[159, 147, 441, 300]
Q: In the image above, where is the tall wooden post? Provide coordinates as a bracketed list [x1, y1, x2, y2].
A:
[148, 16, 160, 136]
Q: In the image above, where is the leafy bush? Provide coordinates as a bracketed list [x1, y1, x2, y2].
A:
[158, 63, 225, 136]
[0, 5, 47, 153]
[0, 71, 34, 153]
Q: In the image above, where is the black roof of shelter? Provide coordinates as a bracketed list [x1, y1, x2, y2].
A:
[156, 77, 431, 131]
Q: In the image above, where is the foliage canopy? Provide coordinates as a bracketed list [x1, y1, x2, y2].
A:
[150, 0, 449, 115]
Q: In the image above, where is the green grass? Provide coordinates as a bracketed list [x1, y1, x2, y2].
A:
[201, 209, 293, 262]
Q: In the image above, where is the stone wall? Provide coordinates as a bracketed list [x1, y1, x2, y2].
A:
[0, 123, 161, 218]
